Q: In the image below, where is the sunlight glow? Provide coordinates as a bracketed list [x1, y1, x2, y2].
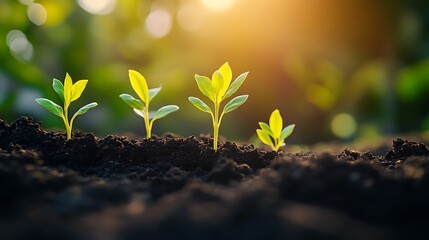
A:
[177, 3, 205, 31]
[200, 0, 236, 12]
[27, 3, 47, 25]
[77, 0, 116, 15]
[331, 113, 357, 139]
[145, 9, 172, 39]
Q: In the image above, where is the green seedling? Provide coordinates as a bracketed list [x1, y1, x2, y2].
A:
[189, 62, 249, 152]
[120, 70, 179, 138]
[256, 109, 295, 151]
[35, 73, 98, 140]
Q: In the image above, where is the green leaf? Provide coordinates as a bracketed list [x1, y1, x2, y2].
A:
[258, 122, 273, 137]
[188, 97, 212, 114]
[133, 109, 156, 120]
[218, 62, 232, 98]
[35, 98, 63, 118]
[256, 129, 273, 146]
[73, 102, 98, 117]
[269, 109, 283, 138]
[223, 72, 248, 100]
[129, 70, 149, 103]
[52, 78, 64, 102]
[119, 94, 144, 110]
[212, 70, 224, 100]
[280, 124, 295, 141]
[153, 105, 179, 120]
[195, 74, 214, 101]
[149, 86, 162, 102]
[222, 95, 248, 115]
[63, 73, 73, 107]
[71, 80, 88, 102]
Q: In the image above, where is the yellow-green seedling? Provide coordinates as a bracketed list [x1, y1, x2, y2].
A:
[35, 73, 98, 140]
[119, 70, 179, 138]
[256, 109, 295, 151]
[189, 62, 249, 152]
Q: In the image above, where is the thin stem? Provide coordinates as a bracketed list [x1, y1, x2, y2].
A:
[213, 99, 220, 152]
[64, 105, 71, 140]
[144, 102, 151, 138]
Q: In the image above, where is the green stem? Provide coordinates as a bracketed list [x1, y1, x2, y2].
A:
[145, 102, 151, 138]
[64, 105, 71, 140]
[213, 100, 220, 152]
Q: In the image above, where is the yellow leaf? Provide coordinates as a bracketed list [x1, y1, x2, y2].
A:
[129, 70, 149, 104]
[257, 129, 273, 146]
[71, 80, 88, 102]
[218, 62, 232, 98]
[211, 70, 224, 101]
[269, 109, 283, 138]
[63, 72, 73, 107]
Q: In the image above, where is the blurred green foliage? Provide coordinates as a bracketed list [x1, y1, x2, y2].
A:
[1, 0, 429, 144]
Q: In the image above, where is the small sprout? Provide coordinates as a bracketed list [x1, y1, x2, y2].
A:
[189, 62, 249, 152]
[256, 109, 295, 151]
[120, 70, 179, 138]
[35, 73, 98, 140]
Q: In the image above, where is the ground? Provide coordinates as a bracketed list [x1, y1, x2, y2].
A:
[1, 117, 429, 240]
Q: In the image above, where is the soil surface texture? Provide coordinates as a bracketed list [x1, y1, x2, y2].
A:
[1, 117, 429, 240]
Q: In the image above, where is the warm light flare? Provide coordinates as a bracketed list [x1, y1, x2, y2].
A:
[200, 0, 236, 12]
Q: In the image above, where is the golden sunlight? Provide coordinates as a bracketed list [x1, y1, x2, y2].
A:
[200, 0, 236, 12]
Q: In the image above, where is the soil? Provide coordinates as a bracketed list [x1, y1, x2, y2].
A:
[1, 116, 429, 240]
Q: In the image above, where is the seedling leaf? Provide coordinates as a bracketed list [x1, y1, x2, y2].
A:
[35, 98, 64, 118]
[223, 72, 248, 100]
[129, 70, 149, 103]
[188, 97, 212, 114]
[280, 124, 295, 140]
[257, 129, 273, 146]
[71, 80, 88, 102]
[269, 109, 283, 138]
[149, 86, 162, 102]
[153, 105, 179, 120]
[258, 122, 273, 136]
[73, 102, 98, 117]
[52, 78, 64, 102]
[119, 94, 144, 110]
[222, 95, 248, 115]
[195, 74, 214, 101]
[218, 62, 232, 97]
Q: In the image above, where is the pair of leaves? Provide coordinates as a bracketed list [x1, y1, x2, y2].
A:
[188, 95, 248, 116]
[128, 70, 162, 104]
[35, 99, 98, 120]
[133, 105, 179, 121]
[120, 69, 179, 132]
[257, 109, 295, 151]
[53, 73, 88, 108]
[195, 63, 248, 104]
[190, 62, 249, 116]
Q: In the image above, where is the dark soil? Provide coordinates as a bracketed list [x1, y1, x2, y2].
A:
[1, 117, 429, 240]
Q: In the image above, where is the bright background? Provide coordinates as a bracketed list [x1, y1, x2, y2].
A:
[1, 0, 429, 145]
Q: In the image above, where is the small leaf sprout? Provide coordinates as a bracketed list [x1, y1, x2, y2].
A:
[256, 109, 295, 151]
[120, 70, 179, 138]
[35, 73, 98, 140]
[189, 62, 249, 152]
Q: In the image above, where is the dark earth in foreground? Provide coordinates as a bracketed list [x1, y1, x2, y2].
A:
[1, 117, 429, 240]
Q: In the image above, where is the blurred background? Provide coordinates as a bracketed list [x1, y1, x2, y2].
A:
[1, 0, 429, 145]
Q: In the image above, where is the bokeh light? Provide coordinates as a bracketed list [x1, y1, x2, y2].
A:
[145, 8, 172, 38]
[331, 113, 358, 139]
[77, 0, 116, 15]
[27, 3, 47, 26]
[6, 30, 33, 61]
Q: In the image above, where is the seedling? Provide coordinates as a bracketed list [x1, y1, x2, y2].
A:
[35, 73, 98, 140]
[120, 70, 179, 138]
[189, 62, 249, 152]
[256, 109, 295, 151]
